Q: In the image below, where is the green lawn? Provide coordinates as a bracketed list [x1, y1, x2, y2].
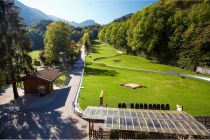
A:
[29, 50, 41, 60]
[29, 50, 68, 87]
[29, 50, 42, 66]
[55, 74, 67, 87]
[89, 44, 209, 76]
[79, 42, 210, 116]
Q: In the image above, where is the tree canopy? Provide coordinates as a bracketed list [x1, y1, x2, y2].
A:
[44, 21, 73, 63]
[27, 20, 52, 50]
[82, 32, 91, 46]
[0, 0, 33, 98]
[99, 0, 210, 70]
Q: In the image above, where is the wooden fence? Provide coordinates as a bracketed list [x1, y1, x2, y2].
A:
[89, 128, 190, 139]
[88, 117, 210, 139]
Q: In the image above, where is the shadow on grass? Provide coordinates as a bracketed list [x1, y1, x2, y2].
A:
[85, 61, 93, 66]
[0, 87, 88, 139]
[93, 40, 101, 45]
[90, 45, 100, 54]
[84, 67, 119, 77]
[90, 40, 106, 54]
[79, 96, 86, 100]
[93, 54, 122, 62]
[149, 61, 158, 64]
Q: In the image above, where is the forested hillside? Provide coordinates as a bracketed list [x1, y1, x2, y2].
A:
[28, 20, 101, 50]
[27, 20, 52, 50]
[14, 0, 51, 26]
[99, 0, 210, 70]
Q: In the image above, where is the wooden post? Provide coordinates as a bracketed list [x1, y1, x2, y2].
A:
[89, 120, 94, 139]
[100, 90, 103, 107]
[89, 121, 91, 139]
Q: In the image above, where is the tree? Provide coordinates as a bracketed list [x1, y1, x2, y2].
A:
[0, 70, 6, 91]
[98, 25, 108, 42]
[82, 24, 101, 41]
[27, 20, 52, 50]
[0, 0, 33, 99]
[44, 21, 73, 63]
[39, 50, 46, 63]
[98, 0, 210, 70]
[68, 40, 77, 61]
[82, 32, 91, 51]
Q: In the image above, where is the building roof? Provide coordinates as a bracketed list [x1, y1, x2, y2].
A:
[34, 68, 63, 82]
[83, 106, 210, 137]
[20, 68, 63, 82]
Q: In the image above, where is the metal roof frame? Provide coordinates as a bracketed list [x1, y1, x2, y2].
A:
[83, 106, 210, 136]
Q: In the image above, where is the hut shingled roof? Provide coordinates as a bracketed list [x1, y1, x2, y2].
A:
[34, 68, 63, 82]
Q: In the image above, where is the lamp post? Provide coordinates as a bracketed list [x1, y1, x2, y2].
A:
[59, 52, 64, 62]
[59, 52, 65, 70]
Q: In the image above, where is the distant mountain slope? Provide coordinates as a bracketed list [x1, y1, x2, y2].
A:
[79, 20, 97, 27]
[14, 0, 51, 26]
[69, 20, 97, 27]
[27, 20, 53, 50]
[15, 0, 97, 27]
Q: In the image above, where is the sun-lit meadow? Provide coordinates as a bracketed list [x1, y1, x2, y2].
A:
[79, 42, 210, 116]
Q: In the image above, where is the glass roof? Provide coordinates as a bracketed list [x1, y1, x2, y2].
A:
[82, 106, 210, 136]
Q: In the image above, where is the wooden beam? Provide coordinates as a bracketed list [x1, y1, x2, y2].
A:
[100, 90, 103, 107]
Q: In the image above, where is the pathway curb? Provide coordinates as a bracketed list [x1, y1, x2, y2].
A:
[72, 45, 86, 117]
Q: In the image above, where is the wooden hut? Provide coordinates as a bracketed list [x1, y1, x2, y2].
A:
[20, 68, 62, 95]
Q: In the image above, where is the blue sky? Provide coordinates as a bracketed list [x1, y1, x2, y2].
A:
[18, 0, 156, 24]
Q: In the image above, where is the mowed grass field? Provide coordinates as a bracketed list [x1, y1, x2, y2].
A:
[29, 50, 41, 60]
[79, 43, 210, 116]
[29, 50, 42, 66]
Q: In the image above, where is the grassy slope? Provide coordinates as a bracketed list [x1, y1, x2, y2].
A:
[29, 50, 41, 60]
[54, 74, 67, 87]
[29, 50, 42, 66]
[79, 43, 210, 116]
[91, 45, 206, 75]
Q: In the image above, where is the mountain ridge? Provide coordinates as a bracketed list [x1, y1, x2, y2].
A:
[15, 0, 97, 27]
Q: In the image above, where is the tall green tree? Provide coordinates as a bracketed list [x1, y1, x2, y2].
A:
[0, 0, 33, 99]
[44, 21, 73, 63]
[99, 0, 210, 70]
[98, 25, 108, 42]
[82, 32, 91, 51]
[68, 40, 78, 61]
[27, 20, 52, 50]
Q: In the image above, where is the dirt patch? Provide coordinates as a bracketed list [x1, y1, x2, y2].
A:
[116, 51, 124, 54]
[113, 60, 121, 63]
[120, 83, 146, 89]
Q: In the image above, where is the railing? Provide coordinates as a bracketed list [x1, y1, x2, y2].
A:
[89, 129, 189, 139]
[89, 129, 109, 139]
[72, 46, 86, 116]
[73, 69, 84, 106]
[195, 117, 210, 130]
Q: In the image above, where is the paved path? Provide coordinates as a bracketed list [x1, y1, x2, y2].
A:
[0, 46, 89, 139]
[0, 85, 24, 105]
